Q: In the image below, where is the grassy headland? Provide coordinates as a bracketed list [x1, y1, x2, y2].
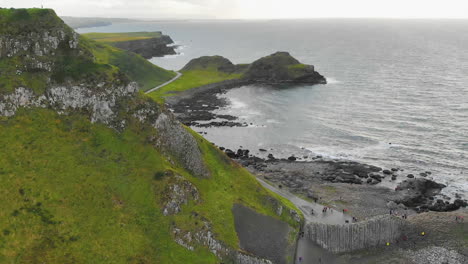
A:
[83, 32, 163, 44]
[147, 52, 326, 103]
[148, 56, 246, 103]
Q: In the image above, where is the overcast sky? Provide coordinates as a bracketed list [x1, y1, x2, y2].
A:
[3, 0, 468, 19]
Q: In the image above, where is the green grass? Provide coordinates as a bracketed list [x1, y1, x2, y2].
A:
[148, 70, 242, 104]
[85, 38, 176, 91]
[0, 8, 61, 35]
[83, 32, 163, 44]
[0, 108, 300, 263]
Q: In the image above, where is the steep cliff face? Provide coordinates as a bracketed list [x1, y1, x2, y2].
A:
[0, 8, 301, 264]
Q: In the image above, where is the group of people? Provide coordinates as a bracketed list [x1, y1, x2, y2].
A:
[390, 209, 408, 219]
[322, 206, 332, 213]
[455, 215, 465, 223]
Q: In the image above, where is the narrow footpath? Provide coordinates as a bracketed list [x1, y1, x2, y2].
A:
[256, 178, 353, 264]
[145, 71, 182, 94]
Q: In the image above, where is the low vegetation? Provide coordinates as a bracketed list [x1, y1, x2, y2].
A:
[148, 69, 242, 103]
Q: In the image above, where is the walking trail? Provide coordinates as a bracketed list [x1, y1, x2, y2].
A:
[256, 178, 353, 264]
[145, 71, 182, 94]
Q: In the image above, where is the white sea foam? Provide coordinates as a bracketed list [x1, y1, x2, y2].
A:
[326, 77, 341, 84]
[230, 98, 247, 109]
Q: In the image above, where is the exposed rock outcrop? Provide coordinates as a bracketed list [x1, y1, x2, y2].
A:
[162, 175, 200, 216]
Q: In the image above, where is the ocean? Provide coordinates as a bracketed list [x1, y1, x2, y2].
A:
[78, 19, 468, 199]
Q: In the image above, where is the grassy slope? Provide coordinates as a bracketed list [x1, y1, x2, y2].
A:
[148, 69, 242, 104]
[0, 108, 299, 263]
[0, 8, 301, 263]
[83, 32, 163, 43]
[84, 38, 176, 91]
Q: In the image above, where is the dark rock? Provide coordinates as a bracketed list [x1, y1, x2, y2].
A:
[383, 170, 392, 175]
[407, 174, 415, 178]
[395, 178, 446, 209]
[391, 168, 399, 172]
[370, 173, 383, 180]
[259, 149, 267, 152]
[420, 172, 428, 177]
[225, 149, 238, 159]
[287, 156, 297, 161]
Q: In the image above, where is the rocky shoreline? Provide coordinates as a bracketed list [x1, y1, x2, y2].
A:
[219, 147, 468, 215]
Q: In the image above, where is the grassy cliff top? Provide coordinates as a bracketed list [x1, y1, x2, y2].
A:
[83, 32, 164, 44]
[0, 8, 64, 34]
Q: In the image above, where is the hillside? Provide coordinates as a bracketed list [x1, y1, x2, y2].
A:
[0, 8, 175, 92]
[0, 8, 301, 264]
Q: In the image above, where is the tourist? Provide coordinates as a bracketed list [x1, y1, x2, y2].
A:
[298, 256, 302, 263]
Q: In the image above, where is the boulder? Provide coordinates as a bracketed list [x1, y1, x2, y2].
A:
[395, 178, 446, 209]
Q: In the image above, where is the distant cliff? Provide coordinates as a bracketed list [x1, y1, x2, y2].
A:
[113, 34, 177, 58]
[84, 32, 177, 59]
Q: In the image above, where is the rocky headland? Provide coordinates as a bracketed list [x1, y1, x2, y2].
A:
[112, 33, 177, 59]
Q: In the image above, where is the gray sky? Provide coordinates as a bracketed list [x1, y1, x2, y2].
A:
[3, 0, 468, 19]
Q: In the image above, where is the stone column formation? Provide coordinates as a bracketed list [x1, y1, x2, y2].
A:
[305, 215, 405, 253]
